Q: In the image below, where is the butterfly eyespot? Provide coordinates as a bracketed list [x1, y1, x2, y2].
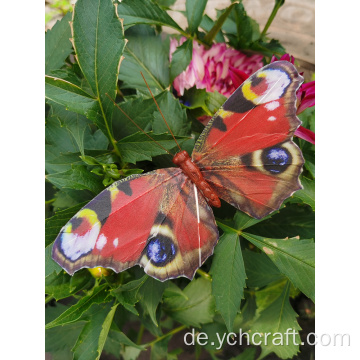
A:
[262, 146, 292, 174]
[146, 235, 177, 267]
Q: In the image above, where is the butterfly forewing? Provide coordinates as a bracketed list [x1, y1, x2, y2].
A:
[192, 61, 304, 218]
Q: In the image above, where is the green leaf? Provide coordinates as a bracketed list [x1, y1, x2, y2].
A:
[242, 233, 315, 301]
[72, 303, 113, 360]
[186, 0, 207, 34]
[45, 284, 110, 329]
[46, 165, 104, 194]
[170, 38, 193, 82]
[203, 2, 237, 44]
[72, 0, 126, 138]
[45, 320, 84, 360]
[249, 203, 315, 240]
[45, 244, 63, 277]
[163, 277, 215, 327]
[200, 15, 226, 43]
[104, 329, 145, 357]
[293, 177, 315, 210]
[138, 277, 168, 326]
[117, 132, 187, 164]
[117, 0, 183, 32]
[46, 110, 80, 174]
[49, 102, 109, 156]
[210, 233, 246, 332]
[151, 336, 171, 360]
[233, 3, 261, 47]
[96, 303, 120, 360]
[243, 250, 283, 288]
[112, 275, 148, 315]
[249, 282, 301, 359]
[45, 11, 73, 74]
[119, 35, 170, 94]
[45, 76, 103, 129]
[151, 91, 191, 136]
[230, 347, 257, 360]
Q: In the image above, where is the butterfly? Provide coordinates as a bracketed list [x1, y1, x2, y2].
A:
[52, 61, 304, 281]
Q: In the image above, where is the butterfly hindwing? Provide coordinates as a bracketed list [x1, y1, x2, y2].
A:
[52, 168, 218, 281]
[192, 61, 304, 218]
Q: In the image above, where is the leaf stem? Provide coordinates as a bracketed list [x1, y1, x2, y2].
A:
[261, 0, 285, 38]
[137, 324, 145, 345]
[196, 269, 211, 280]
[146, 325, 187, 347]
[45, 295, 54, 304]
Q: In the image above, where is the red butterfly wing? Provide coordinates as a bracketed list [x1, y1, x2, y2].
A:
[192, 61, 304, 218]
[52, 168, 218, 281]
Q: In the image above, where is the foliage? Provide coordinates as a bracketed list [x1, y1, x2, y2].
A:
[45, 0, 314, 359]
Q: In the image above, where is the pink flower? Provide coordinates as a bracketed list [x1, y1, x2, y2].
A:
[296, 81, 315, 115]
[170, 38, 263, 97]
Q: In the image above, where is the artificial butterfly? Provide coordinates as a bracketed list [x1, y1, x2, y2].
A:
[52, 61, 304, 281]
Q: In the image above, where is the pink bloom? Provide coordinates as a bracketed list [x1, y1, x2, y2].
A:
[296, 81, 315, 115]
[271, 53, 295, 64]
[170, 38, 263, 97]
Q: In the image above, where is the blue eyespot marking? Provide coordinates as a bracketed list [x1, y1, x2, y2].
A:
[146, 236, 176, 266]
[262, 147, 291, 174]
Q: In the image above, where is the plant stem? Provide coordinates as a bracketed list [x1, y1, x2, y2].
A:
[45, 295, 54, 304]
[261, 0, 285, 38]
[196, 269, 211, 280]
[146, 325, 187, 347]
[137, 324, 145, 345]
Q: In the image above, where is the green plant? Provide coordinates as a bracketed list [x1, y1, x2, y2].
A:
[45, 1, 314, 359]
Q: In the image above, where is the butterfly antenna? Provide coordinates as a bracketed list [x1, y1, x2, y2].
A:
[140, 72, 182, 151]
[105, 93, 174, 156]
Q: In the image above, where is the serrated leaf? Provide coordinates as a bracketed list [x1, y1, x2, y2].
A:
[163, 277, 215, 327]
[72, 303, 113, 360]
[45, 284, 110, 329]
[45, 244, 63, 277]
[45, 320, 84, 359]
[293, 177, 315, 210]
[96, 303, 120, 360]
[233, 3, 261, 46]
[200, 15, 226, 43]
[112, 275, 148, 315]
[249, 282, 301, 359]
[119, 35, 170, 94]
[117, 132, 187, 164]
[170, 38, 193, 82]
[45, 202, 87, 247]
[46, 165, 104, 194]
[45, 76, 103, 128]
[151, 336, 171, 360]
[117, 0, 183, 32]
[186, 0, 207, 34]
[72, 0, 126, 138]
[210, 233, 246, 332]
[104, 329, 145, 357]
[203, 2, 237, 44]
[151, 91, 191, 136]
[138, 277, 168, 326]
[46, 113, 79, 174]
[243, 250, 283, 288]
[242, 233, 315, 301]
[45, 11, 73, 74]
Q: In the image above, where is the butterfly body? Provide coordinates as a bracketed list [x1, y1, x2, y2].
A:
[52, 61, 304, 281]
[172, 150, 221, 207]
